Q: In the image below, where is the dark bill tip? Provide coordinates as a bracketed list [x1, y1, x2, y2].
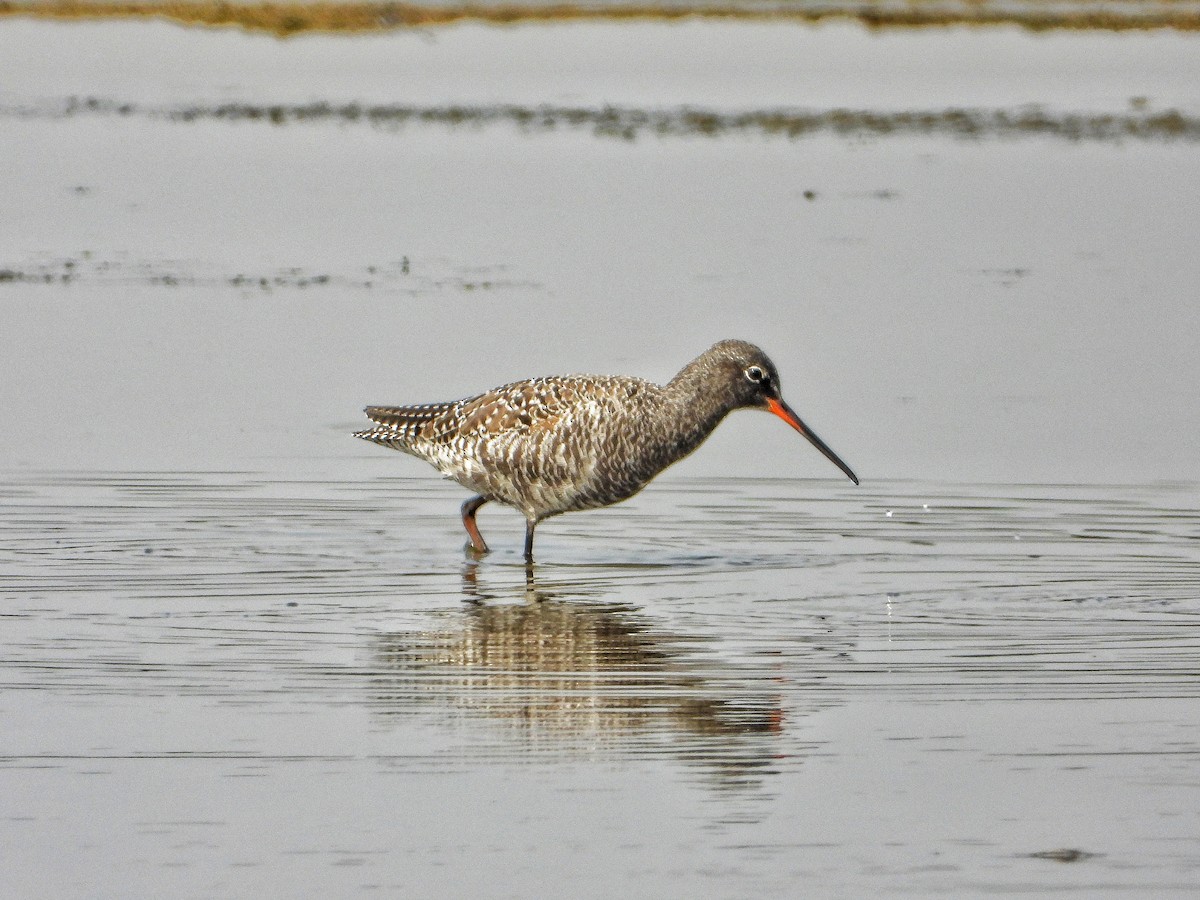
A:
[766, 397, 859, 485]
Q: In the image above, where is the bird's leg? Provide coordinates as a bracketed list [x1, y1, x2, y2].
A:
[461, 495, 490, 554]
[523, 518, 537, 561]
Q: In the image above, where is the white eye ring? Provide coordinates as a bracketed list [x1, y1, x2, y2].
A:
[745, 366, 766, 384]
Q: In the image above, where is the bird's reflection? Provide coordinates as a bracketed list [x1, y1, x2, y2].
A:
[370, 561, 792, 789]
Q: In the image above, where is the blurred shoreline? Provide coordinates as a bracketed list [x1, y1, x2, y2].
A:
[7, 96, 1199, 144]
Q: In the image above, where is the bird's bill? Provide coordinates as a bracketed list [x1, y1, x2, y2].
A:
[766, 397, 860, 485]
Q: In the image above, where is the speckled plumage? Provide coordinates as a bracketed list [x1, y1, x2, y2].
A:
[355, 339, 858, 558]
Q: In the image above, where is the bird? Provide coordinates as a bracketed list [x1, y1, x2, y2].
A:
[355, 339, 858, 559]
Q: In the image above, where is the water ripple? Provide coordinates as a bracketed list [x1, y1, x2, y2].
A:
[1, 475, 1195, 733]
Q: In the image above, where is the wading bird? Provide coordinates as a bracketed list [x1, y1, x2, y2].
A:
[356, 339, 858, 559]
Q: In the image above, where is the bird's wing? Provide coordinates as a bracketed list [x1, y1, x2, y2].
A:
[357, 376, 645, 456]
[356, 378, 587, 446]
[453, 378, 591, 435]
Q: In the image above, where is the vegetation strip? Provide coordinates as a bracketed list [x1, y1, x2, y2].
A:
[3, 1, 1200, 34]
[12, 97, 1200, 143]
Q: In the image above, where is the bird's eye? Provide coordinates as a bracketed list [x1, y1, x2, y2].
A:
[745, 365, 767, 384]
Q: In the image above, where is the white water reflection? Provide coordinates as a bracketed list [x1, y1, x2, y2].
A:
[371, 567, 792, 793]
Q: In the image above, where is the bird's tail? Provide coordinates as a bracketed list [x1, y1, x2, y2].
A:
[354, 403, 457, 452]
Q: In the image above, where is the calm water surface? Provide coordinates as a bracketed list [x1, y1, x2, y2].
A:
[3, 473, 1198, 896]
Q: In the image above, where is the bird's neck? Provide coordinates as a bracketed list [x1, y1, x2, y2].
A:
[659, 360, 734, 458]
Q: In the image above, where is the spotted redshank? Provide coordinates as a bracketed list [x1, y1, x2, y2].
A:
[355, 339, 858, 559]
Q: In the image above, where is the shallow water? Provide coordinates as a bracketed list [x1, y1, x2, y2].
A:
[3, 473, 1199, 896]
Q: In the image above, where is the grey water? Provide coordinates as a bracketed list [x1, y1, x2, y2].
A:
[3, 473, 1199, 897]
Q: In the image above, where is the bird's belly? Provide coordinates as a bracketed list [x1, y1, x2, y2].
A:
[425, 439, 580, 519]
